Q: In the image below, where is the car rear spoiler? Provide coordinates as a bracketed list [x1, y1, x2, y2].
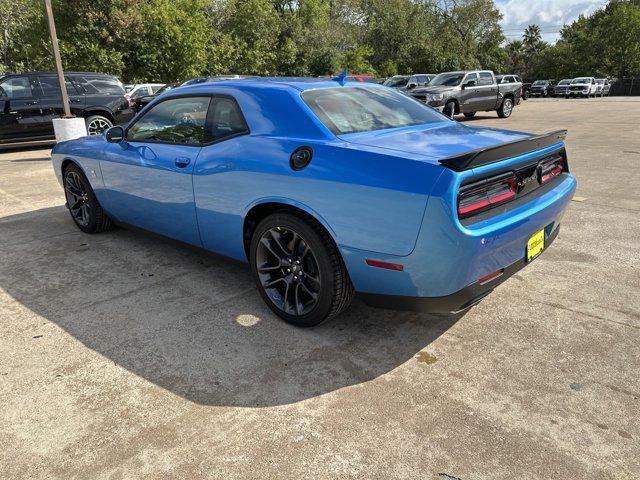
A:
[438, 130, 567, 171]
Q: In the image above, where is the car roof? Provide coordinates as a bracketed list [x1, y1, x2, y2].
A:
[176, 77, 381, 93]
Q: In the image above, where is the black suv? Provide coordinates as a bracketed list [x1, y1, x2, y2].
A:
[0, 72, 134, 149]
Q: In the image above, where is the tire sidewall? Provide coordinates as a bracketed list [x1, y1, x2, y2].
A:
[63, 165, 100, 233]
[498, 98, 513, 118]
[249, 213, 337, 327]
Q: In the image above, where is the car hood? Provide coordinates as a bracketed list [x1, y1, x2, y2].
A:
[410, 85, 456, 95]
[339, 122, 531, 162]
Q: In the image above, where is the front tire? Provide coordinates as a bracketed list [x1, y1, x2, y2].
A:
[444, 101, 456, 119]
[250, 212, 354, 327]
[497, 97, 513, 118]
[63, 164, 113, 233]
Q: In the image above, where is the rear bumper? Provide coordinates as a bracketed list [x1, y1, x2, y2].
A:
[359, 226, 559, 313]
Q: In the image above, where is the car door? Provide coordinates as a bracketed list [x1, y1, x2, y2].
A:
[476, 72, 498, 110]
[0, 75, 44, 143]
[100, 95, 212, 246]
[459, 72, 478, 112]
[32, 74, 85, 137]
[192, 95, 251, 255]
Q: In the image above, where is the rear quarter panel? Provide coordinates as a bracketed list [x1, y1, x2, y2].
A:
[193, 136, 443, 261]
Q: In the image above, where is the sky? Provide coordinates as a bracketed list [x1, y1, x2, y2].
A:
[496, 0, 608, 43]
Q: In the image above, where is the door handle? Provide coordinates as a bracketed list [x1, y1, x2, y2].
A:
[175, 156, 191, 168]
[26, 101, 39, 106]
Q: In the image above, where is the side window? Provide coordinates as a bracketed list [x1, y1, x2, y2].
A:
[465, 73, 478, 85]
[0, 76, 33, 99]
[209, 96, 249, 141]
[151, 85, 163, 94]
[127, 96, 211, 145]
[478, 72, 494, 86]
[135, 86, 150, 97]
[73, 76, 125, 95]
[35, 75, 78, 97]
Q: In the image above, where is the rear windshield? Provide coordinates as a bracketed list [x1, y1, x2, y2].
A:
[301, 86, 446, 135]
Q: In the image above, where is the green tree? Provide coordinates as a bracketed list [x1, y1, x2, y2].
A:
[123, 0, 210, 82]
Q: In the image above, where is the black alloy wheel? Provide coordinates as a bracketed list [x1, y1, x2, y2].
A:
[250, 212, 354, 327]
[63, 164, 113, 233]
[65, 170, 91, 227]
[256, 226, 321, 317]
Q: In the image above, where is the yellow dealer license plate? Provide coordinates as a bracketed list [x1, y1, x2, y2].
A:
[527, 229, 545, 262]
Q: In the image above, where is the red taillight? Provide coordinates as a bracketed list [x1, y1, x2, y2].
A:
[365, 259, 404, 271]
[458, 175, 517, 217]
[541, 157, 564, 183]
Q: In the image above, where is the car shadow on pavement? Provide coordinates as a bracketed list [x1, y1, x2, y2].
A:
[0, 206, 465, 407]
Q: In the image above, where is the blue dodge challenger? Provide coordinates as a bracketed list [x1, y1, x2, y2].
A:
[51, 78, 576, 326]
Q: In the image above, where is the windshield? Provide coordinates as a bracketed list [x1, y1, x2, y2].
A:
[533, 80, 547, 85]
[429, 73, 465, 86]
[302, 86, 446, 135]
[558, 80, 571, 85]
[572, 78, 590, 84]
[383, 76, 408, 88]
[595, 79, 604, 84]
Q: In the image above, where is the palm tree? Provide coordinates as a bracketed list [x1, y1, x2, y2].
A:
[523, 24, 543, 55]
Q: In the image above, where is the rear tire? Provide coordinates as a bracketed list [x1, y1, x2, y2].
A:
[63, 163, 114, 233]
[85, 115, 113, 136]
[463, 112, 476, 118]
[497, 97, 513, 118]
[250, 212, 354, 327]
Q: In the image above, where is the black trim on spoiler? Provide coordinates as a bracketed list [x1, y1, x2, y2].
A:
[439, 130, 567, 171]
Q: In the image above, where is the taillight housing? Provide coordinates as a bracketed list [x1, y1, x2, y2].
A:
[458, 173, 517, 218]
[540, 155, 565, 183]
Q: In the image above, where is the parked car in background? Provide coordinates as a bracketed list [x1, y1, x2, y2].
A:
[404, 74, 436, 90]
[0, 71, 134, 149]
[383, 74, 434, 91]
[382, 75, 409, 89]
[497, 75, 528, 100]
[51, 77, 576, 326]
[409, 70, 521, 118]
[133, 82, 180, 112]
[567, 77, 597, 98]
[595, 78, 611, 96]
[553, 79, 573, 97]
[530, 80, 555, 97]
[125, 83, 164, 101]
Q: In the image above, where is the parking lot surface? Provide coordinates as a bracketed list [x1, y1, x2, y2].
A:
[1, 98, 639, 479]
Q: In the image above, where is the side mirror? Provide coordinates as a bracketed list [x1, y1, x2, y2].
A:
[105, 126, 125, 143]
[462, 80, 476, 89]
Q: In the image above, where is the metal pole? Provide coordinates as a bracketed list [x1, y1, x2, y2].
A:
[44, 0, 71, 117]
